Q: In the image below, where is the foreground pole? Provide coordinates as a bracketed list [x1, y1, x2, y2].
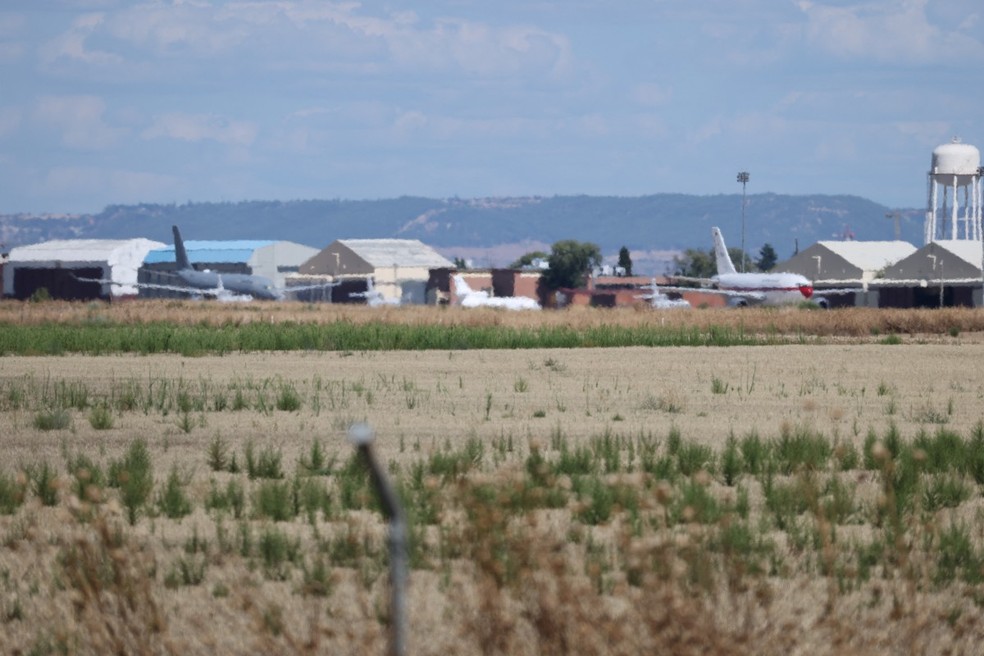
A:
[348, 423, 407, 656]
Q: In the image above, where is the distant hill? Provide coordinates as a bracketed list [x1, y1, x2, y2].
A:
[0, 194, 923, 275]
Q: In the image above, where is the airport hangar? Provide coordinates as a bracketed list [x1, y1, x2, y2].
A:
[869, 240, 984, 308]
[776, 240, 916, 307]
[293, 239, 454, 304]
[2, 238, 166, 301]
[776, 239, 984, 308]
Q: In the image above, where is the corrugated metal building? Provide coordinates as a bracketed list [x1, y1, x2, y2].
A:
[870, 240, 984, 308]
[775, 240, 917, 307]
[3, 238, 166, 300]
[299, 239, 453, 304]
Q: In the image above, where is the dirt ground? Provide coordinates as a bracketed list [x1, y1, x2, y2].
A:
[0, 343, 980, 468]
[2, 343, 984, 654]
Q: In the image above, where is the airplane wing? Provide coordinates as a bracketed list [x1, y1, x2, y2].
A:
[71, 274, 253, 301]
[665, 275, 714, 286]
[282, 280, 342, 293]
[814, 287, 862, 296]
[651, 283, 766, 301]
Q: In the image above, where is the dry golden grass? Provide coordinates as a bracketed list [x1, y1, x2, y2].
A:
[2, 302, 984, 653]
[2, 298, 984, 339]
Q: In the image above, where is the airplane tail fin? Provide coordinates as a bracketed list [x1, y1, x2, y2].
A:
[711, 227, 737, 275]
[172, 225, 191, 270]
[452, 274, 473, 296]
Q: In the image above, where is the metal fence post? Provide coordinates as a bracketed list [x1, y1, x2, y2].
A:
[348, 422, 407, 656]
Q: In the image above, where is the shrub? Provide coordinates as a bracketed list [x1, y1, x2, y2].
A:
[254, 480, 295, 522]
[299, 439, 334, 476]
[258, 526, 301, 580]
[245, 442, 284, 480]
[207, 435, 229, 472]
[0, 472, 27, 514]
[29, 460, 59, 506]
[275, 383, 301, 411]
[110, 439, 154, 525]
[88, 403, 114, 430]
[157, 466, 192, 519]
[33, 409, 70, 431]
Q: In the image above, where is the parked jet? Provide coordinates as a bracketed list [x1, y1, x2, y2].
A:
[77, 226, 334, 301]
[165, 226, 284, 300]
[349, 277, 401, 307]
[664, 227, 826, 307]
[453, 275, 541, 310]
[636, 279, 691, 309]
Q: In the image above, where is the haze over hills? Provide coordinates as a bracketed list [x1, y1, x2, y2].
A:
[0, 194, 922, 275]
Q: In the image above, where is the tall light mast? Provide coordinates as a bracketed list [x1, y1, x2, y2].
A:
[737, 171, 750, 273]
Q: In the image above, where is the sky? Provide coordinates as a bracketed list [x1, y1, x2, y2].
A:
[1, 0, 982, 214]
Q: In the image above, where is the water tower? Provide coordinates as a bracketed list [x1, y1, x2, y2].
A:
[924, 138, 983, 243]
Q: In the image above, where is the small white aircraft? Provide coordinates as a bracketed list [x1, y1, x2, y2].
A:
[349, 277, 401, 307]
[453, 275, 541, 310]
[635, 279, 691, 309]
[665, 227, 826, 307]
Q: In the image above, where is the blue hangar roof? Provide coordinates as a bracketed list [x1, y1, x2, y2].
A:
[144, 240, 276, 265]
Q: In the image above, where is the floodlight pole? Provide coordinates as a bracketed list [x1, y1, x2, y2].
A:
[737, 171, 750, 273]
[979, 166, 984, 308]
[348, 423, 407, 656]
[885, 212, 901, 241]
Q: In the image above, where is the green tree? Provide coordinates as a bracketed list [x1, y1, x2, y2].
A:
[672, 247, 752, 278]
[508, 251, 549, 269]
[452, 257, 468, 270]
[756, 244, 778, 272]
[542, 240, 602, 290]
[672, 248, 715, 278]
[617, 246, 633, 276]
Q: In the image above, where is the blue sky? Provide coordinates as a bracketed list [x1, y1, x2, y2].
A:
[1, 0, 982, 214]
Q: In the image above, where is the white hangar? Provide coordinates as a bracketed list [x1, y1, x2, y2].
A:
[3, 238, 166, 300]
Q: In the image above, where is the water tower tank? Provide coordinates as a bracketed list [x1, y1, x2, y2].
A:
[931, 140, 980, 176]
[925, 138, 983, 243]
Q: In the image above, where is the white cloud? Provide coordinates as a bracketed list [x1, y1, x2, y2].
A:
[35, 95, 123, 149]
[142, 113, 258, 146]
[797, 0, 984, 63]
[40, 12, 124, 66]
[39, 1, 572, 80]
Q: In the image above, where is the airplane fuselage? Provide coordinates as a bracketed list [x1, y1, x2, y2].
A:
[713, 272, 814, 306]
[177, 269, 284, 301]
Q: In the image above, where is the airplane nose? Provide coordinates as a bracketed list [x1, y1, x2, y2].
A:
[799, 285, 813, 299]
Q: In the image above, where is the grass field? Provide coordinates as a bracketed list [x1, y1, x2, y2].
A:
[1, 301, 983, 654]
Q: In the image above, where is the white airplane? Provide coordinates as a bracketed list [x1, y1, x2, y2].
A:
[635, 279, 691, 309]
[452, 274, 541, 310]
[665, 227, 826, 307]
[349, 277, 401, 307]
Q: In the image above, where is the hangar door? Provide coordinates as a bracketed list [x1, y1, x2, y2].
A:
[12, 267, 104, 300]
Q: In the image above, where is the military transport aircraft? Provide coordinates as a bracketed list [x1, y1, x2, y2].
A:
[77, 226, 334, 301]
